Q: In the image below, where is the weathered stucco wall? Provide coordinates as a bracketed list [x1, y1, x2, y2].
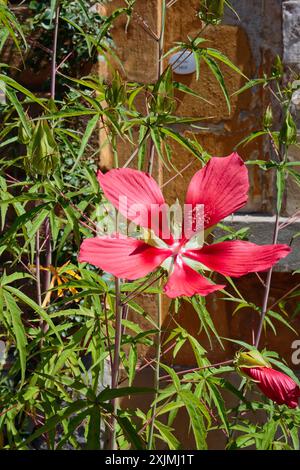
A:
[99, 0, 300, 371]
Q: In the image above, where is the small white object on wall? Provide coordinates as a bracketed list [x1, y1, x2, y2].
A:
[169, 49, 196, 75]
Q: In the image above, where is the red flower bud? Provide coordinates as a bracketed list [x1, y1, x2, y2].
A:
[242, 366, 300, 409]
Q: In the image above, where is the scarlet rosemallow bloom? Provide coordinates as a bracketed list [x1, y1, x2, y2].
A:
[242, 367, 300, 409]
[79, 152, 291, 298]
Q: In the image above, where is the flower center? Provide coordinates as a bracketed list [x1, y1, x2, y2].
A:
[171, 241, 182, 256]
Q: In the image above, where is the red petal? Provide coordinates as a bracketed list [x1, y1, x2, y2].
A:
[97, 169, 172, 243]
[163, 256, 225, 298]
[244, 367, 300, 408]
[185, 241, 291, 277]
[185, 153, 249, 231]
[79, 235, 172, 280]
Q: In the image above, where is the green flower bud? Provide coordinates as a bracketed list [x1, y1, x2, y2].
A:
[105, 72, 126, 107]
[279, 111, 297, 147]
[234, 349, 271, 372]
[263, 104, 273, 130]
[271, 55, 283, 79]
[26, 120, 60, 176]
[18, 121, 32, 145]
[150, 67, 176, 115]
[198, 0, 225, 24]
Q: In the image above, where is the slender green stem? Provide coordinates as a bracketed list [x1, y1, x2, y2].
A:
[50, 3, 60, 101]
[147, 2, 166, 450]
[147, 291, 162, 450]
[158, 0, 166, 77]
[108, 277, 122, 450]
[254, 211, 280, 348]
[35, 229, 42, 307]
[254, 142, 287, 347]
[147, 0, 166, 173]
[43, 3, 60, 309]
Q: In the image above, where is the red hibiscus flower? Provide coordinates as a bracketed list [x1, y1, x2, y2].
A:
[79, 152, 290, 298]
[242, 366, 300, 409]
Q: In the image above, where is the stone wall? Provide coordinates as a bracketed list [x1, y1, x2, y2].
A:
[99, 0, 300, 371]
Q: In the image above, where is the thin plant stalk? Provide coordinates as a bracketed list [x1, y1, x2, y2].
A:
[35, 229, 42, 307]
[254, 211, 280, 348]
[43, 3, 60, 304]
[50, 4, 60, 101]
[254, 141, 286, 347]
[147, 291, 162, 450]
[108, 277, 122, 450]
[147, 1, 166, 450]
[147, 0, 166, 174]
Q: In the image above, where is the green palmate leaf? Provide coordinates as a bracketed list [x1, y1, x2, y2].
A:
[207, 382, 230, 435]
[4, 88, 31, 140]
[71, 113, 100, 171]
[156, 401, 185, 418]
[288, 168, 300, 188]
[179, 390, 209, 450]
[1, 271, 33, 286]
[154, 420, 181, 450]
[187, 335, 207, 367]
[159, 127, 202, 160]
[290, 425, 300, 450]
[4, 286, 62, 344]
[0, 202, 52, 247]
[191, 296, 223, 348]
[26, 207, 50, 241]
[86, 406, 101, 450]
[3, 290, 27, 385]
[17, 400, 91, 448]
[173, 337, 187, 358]
[173, 81, 214, 106]
[201, 55, 230, 113]
[0, 2, 26, 52]
[206, 47, 246, 79]
[0, 75, 48, 109]
[237, 130, 269, 148]
[232, 78, 268, 96]
[267, 310, 298, 335]
[265, 316, 277, 335]
[221, 379, 249, 402]
[159, 363, 181, 391]
[98, 387, 153, 402]
[116, 412, 145, 450]
[0, 193, 51, 206]
[43, 109, 99, 119]
[222, 337, 254, 350]
[56, 409, 94, 450]
[150, 128, 170, 171]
